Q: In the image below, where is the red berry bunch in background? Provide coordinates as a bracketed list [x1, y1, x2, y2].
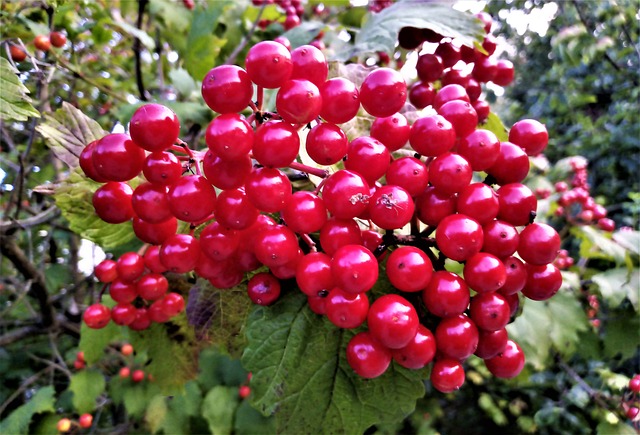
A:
[80, 13, 563, 393]
[405, 12, 515, 124]
[253, 0, 305, 31]
[552, 156, 615, 231]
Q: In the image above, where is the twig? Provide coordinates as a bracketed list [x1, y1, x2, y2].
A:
[0, 206, 60, 233]
[557, 358, 616, 412]
[0, 235, 56, 327]
[224, 2, 267, 65]
[52, 55, 128, 102]
[134, 0, 150, 101]
[0, 367, 52, 418]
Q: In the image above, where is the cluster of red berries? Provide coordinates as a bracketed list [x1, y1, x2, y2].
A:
[8, 31, 66, 62]
[552, 156, 615, 232]
[403, 12, 513, 123]
[80, 17, 562, 391]
[253, 0, 305, 31]
[56, 414, 93, 433]
[83, 250, 185, 330]
[625, 375, 640, 426]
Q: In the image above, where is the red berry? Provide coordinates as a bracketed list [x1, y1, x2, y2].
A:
[132, 183, 172, 224]
[137, 273, 169, 301]
[93, 133, 145, 182]
[346, 331, 392, 379]
[410, 114, 456, 157]
[371, 113, 411, 152]
[500, 256, 527, 295]
[422, 271, 470, 318]
[392, 324, 436, 369]
[469, 292, 511, 331]
[482, 220, 520, 258]
[78, 413, 93, 429]
[428, 152, 473, 195]
[325, 288, 369, 329]
[276, 79, 322, 124]
[132, 216, 177, 245]
[121, 344, 134, 356]
[509, 119, 549, 156]
[386, 246, 433, 292]
[116, 252, 145, 283]
[296, 252, 335, 297]
[331, 244, 379, 294]
[143, 151, 182, 186]
[83, 304, 111, 329]
[245, 41, 293, 89]
[430, 359, 465, 393]
[319, 78, 360, 124]
[368, 185, 415, 230]
[322, 170, 370, 219]
[433, 84, 470, 111]
[629, 375, 640, 393]
[132, 369, 145, 383]
[254, 225, 299, 268]
[202, 151, 252, 190]
[457, 129, 500, 171]
[111, 303, 137, 326]
[57, 418, 72, 433]
[247, 273, 281, 306]
[205, 113, 253, 160]
[34, 34, 51, 52]
[359, 68, 407, 118]
[109, 279, 137, 304]
[9, 44, 27, 62]
[201, 65, 253, 113]
[517, 223, 561, 265]
[475, 328, 508, 359]
[456, 183, 499, 225]
[416, 53, 444, 83]
[305, 122, 348, 165]
[167, 175, 217, 223]
[435, 314, 479, 360]
[463, 252, 507, 294]
[79, 140, 107, 182]
[129, 308, 152, 330]
[130, 104, 180, 152]
[239, 385, 251, 400]
[493, 59, 515, 86]
[385, 157, 429, 197]
[282, 191, 327, 234]
[245, 167, 292, 213]
[160, 234, 201, 273]
[437, 100, 478, 138]
[522, 263, 562, 301]
[415, 186, 457, 227]
[344, 136, 390, 185]
[408, 81, 435, 109]
[319, 217, 362, 256]
[290, 44, 328, 87]
[253, 121, 300, 168]
[497, 183, 537, 227]
[435, 214, 484, 262]
[94, 259, 118, 283]
[368, 294, 419, 349]
[92, 182, 134, 224]
[484, 339, 525, 378]
[486, 141, 530, 185]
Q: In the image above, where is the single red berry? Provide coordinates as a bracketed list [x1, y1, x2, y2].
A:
[296, 252, 335, 297]
[132, 369, 145, 383]
[325, 287, 369, 329]
[497, 183, 537, 227]
[386, 246, 433, 292]
[435, 214, 484, 262]
[493, 59, 515, 86]
[92, 182, 134, 224]
[167, 175, 217, 223]
[500, 256, 528, 295]
[142, 151, 182, 186]
[368, 294, 419, 349]
[205, 113, 253, 160]
[457, 129, 500, 171]
[629, 374, 640, 393]
[245, 41, 293, 89]
[433, 84, 470, 111]
[78, 413, 93, 429]
[322, 170, 370, 219]
[475, 328, 509, 359]
[111, 303, 137, 326]
[486, 141, 530, 185]
[385, 157, 429, 197]
[422, 271, 470, 318]
[456, 183, 499, 225]
[137, 273, 169, 301]
[469, 292, 511, 331]
[429, 152, 473, 195]
[9, 44, 27, 62]
[83, 304, 111, 329]
[408, 81, 435, 109]
[290, 44, 328, 87]
[518, 222, 561, 265]
[482, 220, 520, 258]
[247, 273, 281, 306]
[435, 41, 461, 68]
[359, 68, 407, 118]
[522, 263, 562, 301]
[416, 53, 444, 83]
[94, 259, 118, 283]
[392, 324, 436, 369]
[109, 279, 137, 304]
[245, 167, 292, 213]
[34, 34, 51, 52]
[305, 122, 348, 165]
[319, 217, 362, 256]
[276, 79, 323, 124]
[239, 385, 251, 400]
[437, 99, 478, 138]
[282, 191, 327, 234]
[92, 133, 145, 182]
[202, 151, 253, 190]
[201, 65, 253, 113]
[344, 136, 390, 185]
[435, 314, 479, 360]
[200, 222, 240, 261]
[160, 233, 201, 273]
[484, 339, 525, 378]
[132, 217, 178, 245]
[253, 121, 300, 168]
[116, 252, 145, 283]
[119, 367, 131, 378]
[410, 114, 456, 157]
[129, 308, 152, 331]
[346, 331, 392, 379]
[331, 244, 379, 294]
[121, 344, 134, 356]
[430, 358, 465, 393]
[254, 225, 299, 268]
[130, 103, 180, 152]
[319, 78, 360, 124]
[463, 252, 507, 294]
[509, 119, 549, 156]
[415, 186, 457, 227]
[369, 185, 415, 230]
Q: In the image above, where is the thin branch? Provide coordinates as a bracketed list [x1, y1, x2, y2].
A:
[134, 0, 150, 101]
[0, 367, 52, 418]
[0, 206, 60, 233]
[51, 54, 128, 103]
[0, 235, 56, 327]
[557, 358, 617, 412]
[224, 2, 267, 65]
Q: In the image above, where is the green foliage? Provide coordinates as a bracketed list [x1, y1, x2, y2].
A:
[0, 57, 40, 121]
[69, 369, 106, 414]
[0, 386, 55, 435]
[54, 170, 138, 250]
[36, 102, 107, 168]
[243, 291, 427, 434]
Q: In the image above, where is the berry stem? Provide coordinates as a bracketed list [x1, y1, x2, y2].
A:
[256, 86, 264, 111]
[300, 233, 317, 252]
[288, 162, 330, 179]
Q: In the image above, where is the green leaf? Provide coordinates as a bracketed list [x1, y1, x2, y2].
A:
[597, 422, 637, 435]
[334, 2, 484, 61]
[78, 317, 124, 364]
[572, 226, 627, 264]
[111, 20, 156, 50]
[184, 1, 231, 80]
[197, 347, 248, 391]
[234, 400, 276, 435]
[36, 102, 107, 169]
[187, 280, 253, 358]
[128, 322, 198, 394]
[122, 382, 162, 417]
[201, 386, 238, 435]
[169, 68, 198, 97]
[283, 21, 325, 48]
[145, 395, 169, 434]
[602, 307, 640, 360]
[242, 291, 426, 434]
[149, 0, 192, 32]
[0, 386, 55, 435]
[613, 229, 640, 256]
[69, 369, 106, 414]
[54, 170, 138, 249]
[592, 267, 639, 310]
[508, 291, 589, 369]
[482, 112, 509, 142]
[0, 57, 40, 122]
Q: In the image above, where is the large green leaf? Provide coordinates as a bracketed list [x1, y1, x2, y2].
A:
[592, 267, 639, 310]
[0, 57, 40, 122]
[334, 2, 485, 61]
[507, 291, 589, 369]
[602, 306, 640, 360]
[572, 226, 627, 264]
[0, 386, 55, 435]
[78, 316, 124, 364]
[69, 369, 106, 414]
[184, 1, 232, 80]
[129, 322, 198, 394]
[54, 170, 138, 249]
[242, 291, 426, 434]
[36, 102, 107, 169]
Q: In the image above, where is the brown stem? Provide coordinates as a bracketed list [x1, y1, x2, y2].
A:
[288, 162, 330, 179]
[0, 235, 55, 327]
[134, 0, 150, 101]
[224, 3, 267, 66]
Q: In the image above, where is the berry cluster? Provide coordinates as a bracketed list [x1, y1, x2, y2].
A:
[8, 31, 66, 62]
[369, 0, 395, 13]
[56, 413, 93, 433]
[83, 251, 186, 330]
[81, 18, 561, 392]
[552, 156, 615, 231]
[625, 375, 640, 427]
[253, 0, 305, 31]
[403, 12, 513, 124]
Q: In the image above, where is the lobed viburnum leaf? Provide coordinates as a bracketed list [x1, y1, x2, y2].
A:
[0, 57, 40, 122]
[0, 386, 55, 435]
[592, 267, 639, 310]
[334, 1, 485, 61]
[36, 102, 107, 169]
[242, 291, 427, 434]
[54, 170, 138, 250]
[69, 369, 106, 414]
